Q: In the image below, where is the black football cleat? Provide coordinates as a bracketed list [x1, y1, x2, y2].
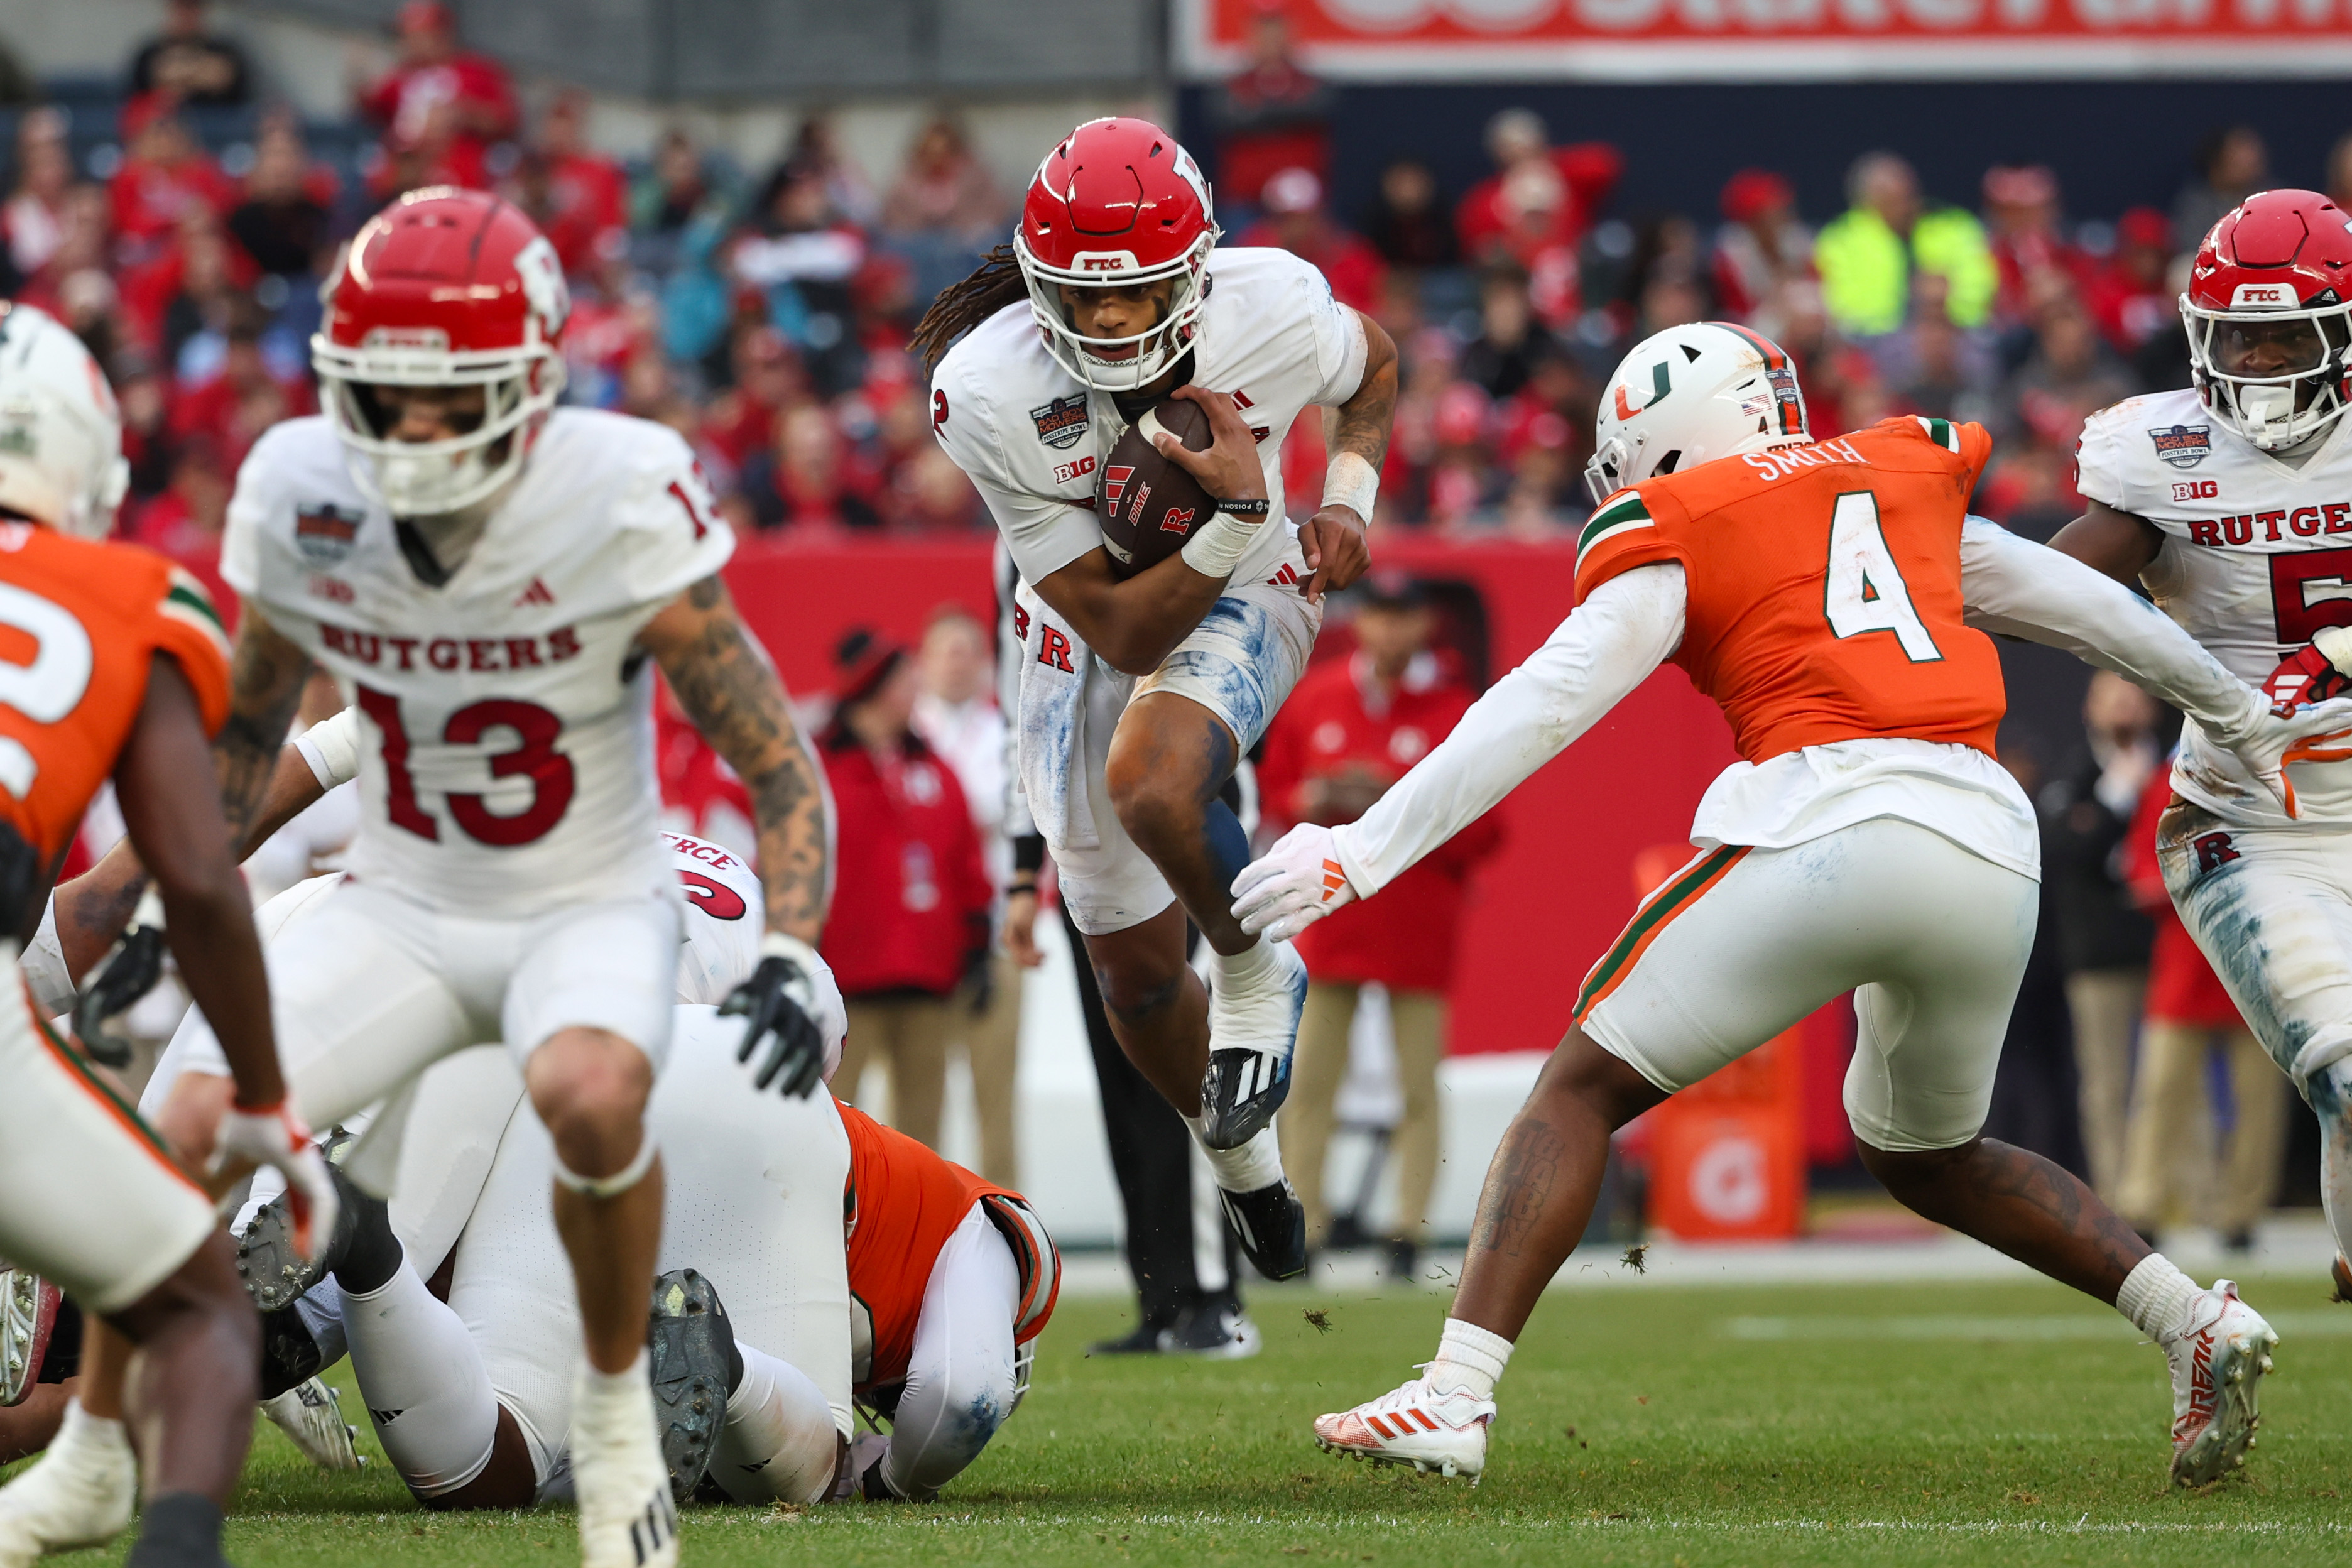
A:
[1197, 940, 1309, 1150]
[647, 1269, 739, 1503]
[236, 1143, 397, 1311]
[1217, 1178, 1309, 1281]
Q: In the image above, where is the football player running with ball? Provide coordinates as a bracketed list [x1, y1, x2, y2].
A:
[198, 190, 831, 1568]
[917, 117, 1397, 1278]
[2054, 190, 2352, 1302]
[1235, 323, 2352, 1487]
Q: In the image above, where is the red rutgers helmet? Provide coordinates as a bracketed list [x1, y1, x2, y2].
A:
[313, 187, 569, 514]
[1013, 117, 1218, 392]
[2182, 188, 2352, 452]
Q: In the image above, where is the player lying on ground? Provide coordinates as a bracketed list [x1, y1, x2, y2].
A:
[0, 303, 333, 1568]
[918, 116, 1399, 1281]
[229, 1082, 1060, 1507]
[2050, 190, 2352, 1300]
[1233, 322, 2352, 1487]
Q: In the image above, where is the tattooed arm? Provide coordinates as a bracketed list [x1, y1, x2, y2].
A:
[1299, 308, 1398, 600]
[637, 576, 830, 942]
[217, 606, 315, 844]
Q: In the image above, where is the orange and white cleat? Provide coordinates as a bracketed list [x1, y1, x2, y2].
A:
[2163, 1278, 2277, 1486]
[2330, 1254, 2352, 1304]
[1312, 1375, 1494, 1481]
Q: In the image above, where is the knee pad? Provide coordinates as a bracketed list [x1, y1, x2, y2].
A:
[550, 1135, 658, 1199]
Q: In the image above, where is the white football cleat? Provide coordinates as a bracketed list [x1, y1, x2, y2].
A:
[0, 1402, 135, 1566]
[261, 1376, 365, 1472]
[2163, 1278, 2276, 1487]
[1312, 1375, 1494, 1481]
[1199, 938, 1310, 1149]
[572, 1359, 679, 1568]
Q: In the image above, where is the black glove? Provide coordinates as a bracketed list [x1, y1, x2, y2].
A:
[74, 905, 168, 1070]
[722, 934, 827, 1098]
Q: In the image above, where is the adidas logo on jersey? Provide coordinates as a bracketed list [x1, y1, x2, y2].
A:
[512, 577, 556, 607]
[1268, 563, 1302, 591]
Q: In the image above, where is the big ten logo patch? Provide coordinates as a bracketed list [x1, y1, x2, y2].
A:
[1054, 454, 1097, 486]
[2173, 479, 2219, 502]
[2193, 830, 2241, 874]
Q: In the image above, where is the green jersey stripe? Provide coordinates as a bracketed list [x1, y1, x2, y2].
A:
[1573, 846, 1742, 1015]
[165, 583, 224, 633]
[1578, 495, 1652, 557]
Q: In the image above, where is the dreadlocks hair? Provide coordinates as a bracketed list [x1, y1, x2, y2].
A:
[910, 243, 1028, 375]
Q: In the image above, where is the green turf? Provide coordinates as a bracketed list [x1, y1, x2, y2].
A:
[28, 1268, 2352, 1565]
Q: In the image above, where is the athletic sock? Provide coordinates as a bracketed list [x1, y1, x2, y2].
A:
[575, 1348, 651, 1432]
[1427, 1318, 1513, 1401]
[1182, 1117, 1285, 1192]
[326, 1179, 403, 1297]
[1212, 937, 1277, 993]
[710, 1342, 839, 1505]
[340, 1261, 498, 1496]
[2117, 1253, 2204, 1341]
[121, 1492, 222, 1568]
[50, 1396, 129, 1462]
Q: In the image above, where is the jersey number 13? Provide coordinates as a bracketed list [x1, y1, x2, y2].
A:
[356, 684, 575, 847]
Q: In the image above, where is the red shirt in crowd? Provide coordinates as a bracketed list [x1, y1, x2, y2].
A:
[357, 53, 520, 190]
[1256, 651, 1503, 994]
[819, 730, 991, 997]
[2123, 770, 2244, 1029]
[109, 153, 237, 251]
[1454, 144, 1623, 266]
[529, 150, 628, 276]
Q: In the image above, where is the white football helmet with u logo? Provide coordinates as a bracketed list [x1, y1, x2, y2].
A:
[1584, 321, 1810, 504]
[0, 302, 129, 540]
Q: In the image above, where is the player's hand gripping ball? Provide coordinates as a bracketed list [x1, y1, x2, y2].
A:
[1095, 395, 1218, 578]
[725, 932, 829, 1097]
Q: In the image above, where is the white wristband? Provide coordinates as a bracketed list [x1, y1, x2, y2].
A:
[1179, 507, 1264, 581]
[1321, 451, 1379, 524]
[295, 707, 362, 790]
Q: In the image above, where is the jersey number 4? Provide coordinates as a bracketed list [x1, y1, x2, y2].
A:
[356, 685, 575, 846]
[1823, 491, 1943, 663]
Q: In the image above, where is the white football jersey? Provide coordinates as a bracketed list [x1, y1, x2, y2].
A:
[2078, 388, 2352, 828]
[224, 410, 734, 915]
[931, 246, 1368, 594]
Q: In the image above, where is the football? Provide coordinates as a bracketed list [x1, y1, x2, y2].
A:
[1094, 396, 1218, 579]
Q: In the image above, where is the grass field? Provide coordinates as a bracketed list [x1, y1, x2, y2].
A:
[24, 1268, 2352, 1567]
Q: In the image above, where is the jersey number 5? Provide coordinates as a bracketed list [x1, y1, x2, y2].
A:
[1823, 491, 1944, 663]
[356, 685, 576, 847]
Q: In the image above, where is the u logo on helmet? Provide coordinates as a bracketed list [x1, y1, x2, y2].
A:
[1612, 361, 1673, 422]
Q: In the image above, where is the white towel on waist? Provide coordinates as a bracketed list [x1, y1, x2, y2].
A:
[1013, 582, 1102, 852]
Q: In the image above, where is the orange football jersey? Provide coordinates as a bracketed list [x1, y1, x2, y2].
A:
[836, 1098, 1058, 1393]
[1574, 416, 2004, 763]
[0, 523, 231, 870]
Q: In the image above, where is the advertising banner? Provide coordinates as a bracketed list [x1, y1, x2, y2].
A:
[1177, 0, 2352, 79]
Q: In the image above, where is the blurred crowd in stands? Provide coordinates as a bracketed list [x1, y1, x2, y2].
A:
[4, 0, 2349, 557]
